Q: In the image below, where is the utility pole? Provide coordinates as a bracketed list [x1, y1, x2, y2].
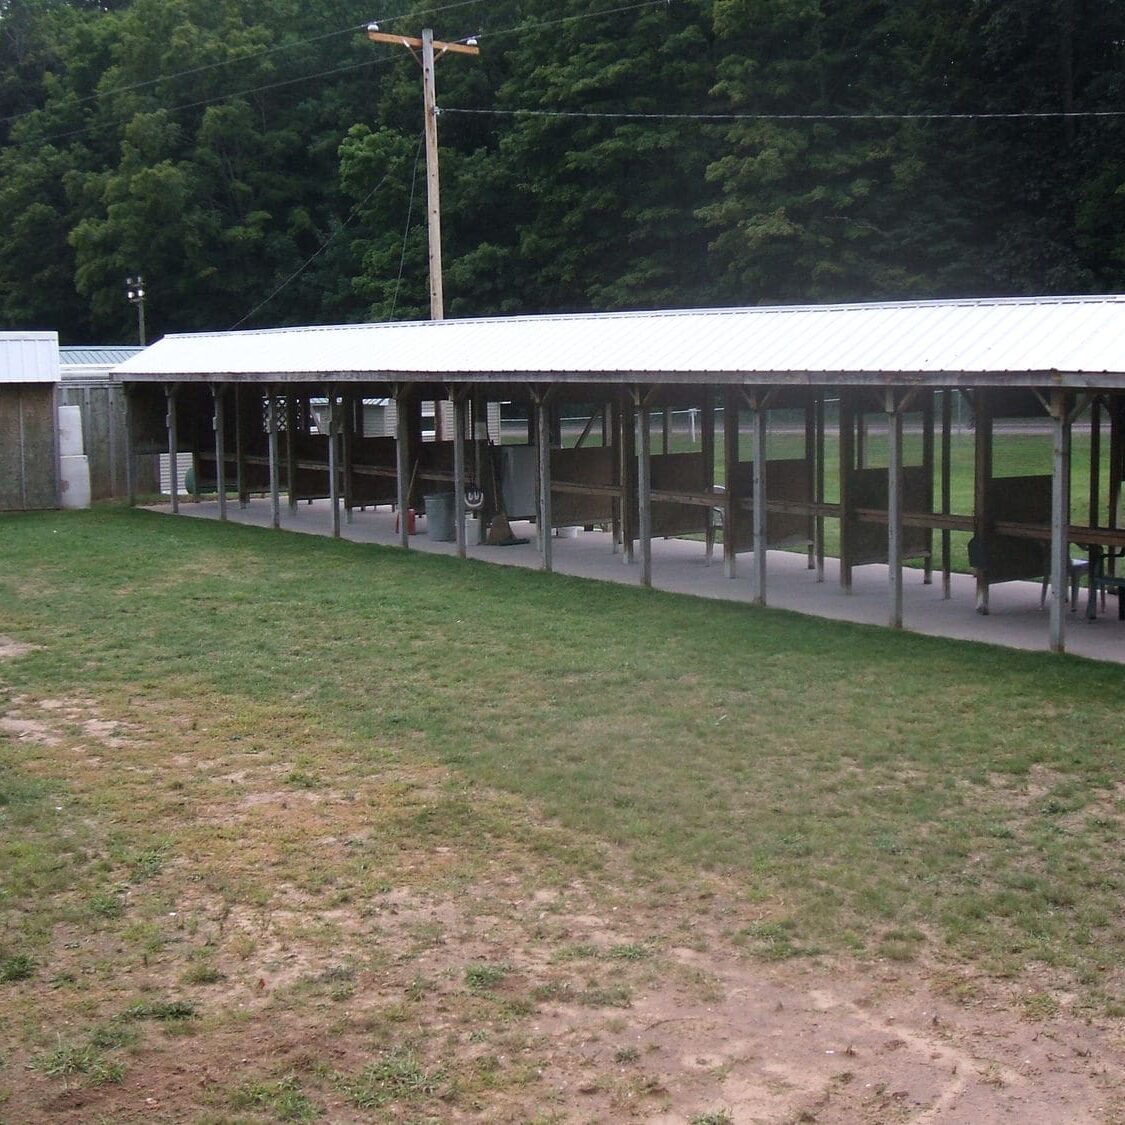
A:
[367, 25, 479, 442]
[366, 25, 479, 323]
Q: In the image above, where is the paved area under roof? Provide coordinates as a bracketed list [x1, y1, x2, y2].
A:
[150, 499, 1125, 665]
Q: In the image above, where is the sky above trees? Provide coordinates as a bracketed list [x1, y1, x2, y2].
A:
[1, 0, 1123, 343]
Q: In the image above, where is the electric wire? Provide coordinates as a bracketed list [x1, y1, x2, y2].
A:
[21, 52, 398, 145]
[455, 0, 669, 44]
[0, 1, 489, 127]
[389, 134, 425, 321]
[442, 106, 1125, 123]
[229, 152, 408, 330]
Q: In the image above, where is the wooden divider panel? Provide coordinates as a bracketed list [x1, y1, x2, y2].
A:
[980, 474, 1051, 582]
[844, 466, 932, 566]
[650, 451, 708, 537]
[727, 458, 813, 553]
[550, 446, 615, 526]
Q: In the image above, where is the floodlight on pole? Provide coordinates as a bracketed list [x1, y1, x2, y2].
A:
[125, 275, 147, 346]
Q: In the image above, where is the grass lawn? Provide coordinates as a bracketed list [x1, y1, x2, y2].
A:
[0, 508, 1122, 1119]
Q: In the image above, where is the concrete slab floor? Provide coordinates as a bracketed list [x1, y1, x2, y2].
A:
[149, 498, 1125, 666]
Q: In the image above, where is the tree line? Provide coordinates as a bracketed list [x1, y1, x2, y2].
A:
[1, 0, 1122, 343]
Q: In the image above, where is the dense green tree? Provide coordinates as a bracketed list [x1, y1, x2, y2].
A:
[2, 0, 1125, 341]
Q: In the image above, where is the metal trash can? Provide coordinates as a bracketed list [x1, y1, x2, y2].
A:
[424, 492, 456, 541]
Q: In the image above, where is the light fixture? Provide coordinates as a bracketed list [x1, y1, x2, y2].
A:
[465, 36, 478, 46]
[367, 20, 379, 32]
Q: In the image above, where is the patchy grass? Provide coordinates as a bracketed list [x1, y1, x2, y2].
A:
[0, 508, 1122, 1118]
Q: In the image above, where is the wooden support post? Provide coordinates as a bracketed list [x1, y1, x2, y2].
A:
[723, 385, 738, 578]
[165, 384, 179, 515]
[267, 391, 281, 529]
[805, 394, 816, 570]
[702, 388, 716, 565]
[941, 389, 952, 599]
[973, 389, 993, 614]
[609, 399, 622, 553]
[921, 391, 934, 585]
[285, 394, 298, 511]
[453, 391, 468, 559]
[472, 391, 484, 540]
[234, 384, 248, 509]
[536, 391, 553, 572]
[815, 391, 826, 582]
[123, 386, 136, 507]
[1089, 396, 1101, 594]
[1049, 390, 1072, 653]
[396, 387, 412, 550]
[839, 391, 854, 592]
[213, 385, 227, 522]
[855, 408, 866, 470]
[887, 389, 905, 629]
[749, 395, 767, 605]
[637, 389, 653, 588]
[1110, 398, 1123, 577]
[342, 391, 355, 525]
[620, 393, 636, 564]
[661, 405, 670, 455]
[327, 389, 340, 539]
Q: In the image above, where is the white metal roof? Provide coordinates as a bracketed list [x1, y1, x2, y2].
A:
[0, 331, 60, 384]
[116, 296, 1125, 383]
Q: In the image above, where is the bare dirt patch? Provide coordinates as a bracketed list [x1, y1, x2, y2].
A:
[1, 691, 1123, 1124]
[0, 634, 37, 661]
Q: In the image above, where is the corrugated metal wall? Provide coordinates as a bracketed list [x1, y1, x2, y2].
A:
[0, 385, 59, 511]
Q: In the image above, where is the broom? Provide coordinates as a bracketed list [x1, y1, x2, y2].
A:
[484, 436, 524, 546]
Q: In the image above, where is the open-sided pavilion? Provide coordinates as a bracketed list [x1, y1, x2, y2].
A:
[116, 294, 1125, 657]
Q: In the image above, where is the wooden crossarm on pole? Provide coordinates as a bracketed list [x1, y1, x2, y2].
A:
[367, 31, 480, 56]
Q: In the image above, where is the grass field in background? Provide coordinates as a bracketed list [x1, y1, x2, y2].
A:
[551, 420, 1109, 572]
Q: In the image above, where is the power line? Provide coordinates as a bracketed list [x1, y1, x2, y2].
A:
[0, 1, 487, 128]
[230, 153, 407, 330]
[22, 52, 398, 146]
[0, 23, 368, 126]
[390, 134, 425, 321]
[443, 106, 1125, 123]
[464, 0, 670, 44]
[5, 0, 668, 141]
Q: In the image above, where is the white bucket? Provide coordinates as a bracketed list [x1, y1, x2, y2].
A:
[57, 404, 85, 457]
[60, 455, 91, 509]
